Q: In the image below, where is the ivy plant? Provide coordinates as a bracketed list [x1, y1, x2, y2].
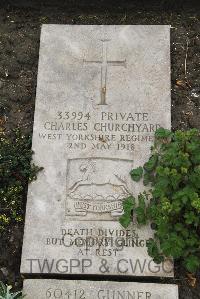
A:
[0, 281, 24, 299]
[0, 129, 42, 233]
[120, 128, 200, 273]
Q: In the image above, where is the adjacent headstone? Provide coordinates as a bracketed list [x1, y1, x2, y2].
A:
[21, 25, 172, 277]
[23, 279, 179, 299]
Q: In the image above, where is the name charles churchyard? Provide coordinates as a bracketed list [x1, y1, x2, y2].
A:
[40, 111, 160, 142]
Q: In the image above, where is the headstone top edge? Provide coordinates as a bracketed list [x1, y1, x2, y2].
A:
[23, 279, 178, 287]
[41, 24, 171, 29]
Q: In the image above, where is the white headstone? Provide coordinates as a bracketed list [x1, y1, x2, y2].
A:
[21, 25, 172, 277]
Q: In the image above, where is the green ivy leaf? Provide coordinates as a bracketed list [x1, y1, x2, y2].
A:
[123, 196, 135, 212]
[130, 167, 143, 182]
[119, 196, 135, 228]
[136, 193, 147, 225]
[185, 255, 200, 273]
[155, 127, 172, 139]
[147, 239, 164, 263]
[189, 166, 200, 189]
[119, 214, 132, 229]
[144, 155, 158, 172]
[184, 211, 199, 226]
[161, 233, 185, 258]
[143, 172, 154, 186]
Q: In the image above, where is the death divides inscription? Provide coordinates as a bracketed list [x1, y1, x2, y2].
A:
[21, 25, 172, 277]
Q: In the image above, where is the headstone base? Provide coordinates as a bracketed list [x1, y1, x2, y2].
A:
[23, 279, 178, 299]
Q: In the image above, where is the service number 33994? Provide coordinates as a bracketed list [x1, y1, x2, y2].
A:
[57, 112, 91, 121]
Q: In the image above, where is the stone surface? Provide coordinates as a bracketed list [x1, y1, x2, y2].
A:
[23, 279, 179, 299]
[21, 25, 172, 276]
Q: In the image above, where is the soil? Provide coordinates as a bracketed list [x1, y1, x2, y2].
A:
[0, 0, 200, 298]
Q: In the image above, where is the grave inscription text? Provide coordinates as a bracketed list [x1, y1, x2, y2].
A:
[21, 25, 172, 277]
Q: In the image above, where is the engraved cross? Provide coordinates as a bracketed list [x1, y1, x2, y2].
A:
[84, 39, 126, 105]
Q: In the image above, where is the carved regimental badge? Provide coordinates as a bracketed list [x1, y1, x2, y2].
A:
[65, 157, 133, 221]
